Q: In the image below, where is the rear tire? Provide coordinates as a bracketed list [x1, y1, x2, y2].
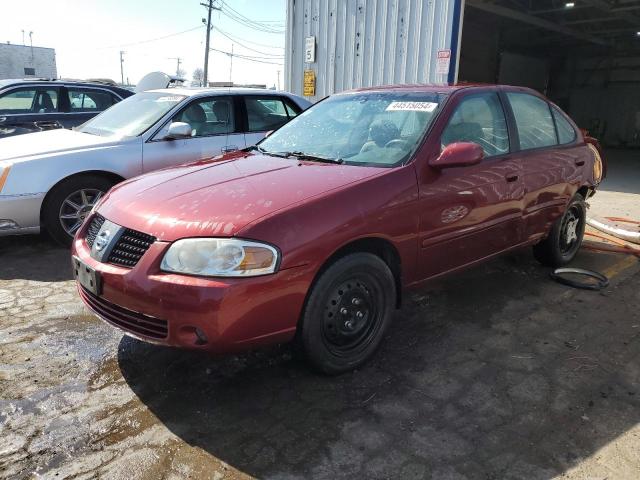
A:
[533, 193, 586, 267]
[43, 175, 114, 247]
[298, 253, 396, 375]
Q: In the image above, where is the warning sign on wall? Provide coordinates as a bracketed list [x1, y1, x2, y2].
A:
[303, 70, 316, 97]
[436, 49, 451, 75]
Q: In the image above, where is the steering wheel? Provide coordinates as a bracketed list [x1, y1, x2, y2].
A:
[384, 139, 409, 149]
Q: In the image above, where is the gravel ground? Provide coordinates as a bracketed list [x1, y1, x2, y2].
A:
[1, 150, 639, 479]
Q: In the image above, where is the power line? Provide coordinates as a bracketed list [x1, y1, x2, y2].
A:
[210, 47, 284, 65]
[218, 1, 285, 34]
[212, 25, 285, 50]
[97, 25, 205, 49]
[212, 26, 284, 57]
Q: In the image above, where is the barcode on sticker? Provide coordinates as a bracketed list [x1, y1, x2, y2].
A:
[386, 102, 438, 112]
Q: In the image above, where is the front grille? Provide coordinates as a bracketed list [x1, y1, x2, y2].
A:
[79, 287, 168, 339]
[85, 214, 105, 248]
[107, 229, 156, 268]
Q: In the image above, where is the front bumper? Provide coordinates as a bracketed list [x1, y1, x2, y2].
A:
[0, 193, 44, 236]
[72, 218, 309, 353]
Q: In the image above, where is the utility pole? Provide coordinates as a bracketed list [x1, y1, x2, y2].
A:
[21, 30, 25, 45]
[29, 31, 33, 60]
[119, 51, 125, 85]
[201, 0, 220, 87]
[277, 70, 280, 90]
[169, 57, 182, 76]
[229, 44, 233, 84]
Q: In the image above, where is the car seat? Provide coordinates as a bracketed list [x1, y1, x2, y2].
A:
[36, 92, 55, 113]
[211, 101, 231, 134]
[360, 120, 400, 153]
[180, 103, 207, 136]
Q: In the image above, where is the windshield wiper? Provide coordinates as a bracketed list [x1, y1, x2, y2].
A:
[242, 145, 290, 158]
[284, 151, 344, 164]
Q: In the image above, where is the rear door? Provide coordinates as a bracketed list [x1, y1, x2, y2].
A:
[0, 85, 61, 134]
[142, 95, 241, 172]
[504, 90, 582, 242]
[417, 90, 525, 278]
[242, 95, 302, 146]
[61, 86, 119, 128]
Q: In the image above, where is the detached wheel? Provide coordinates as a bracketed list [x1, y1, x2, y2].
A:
[299, 253, 396, 375]
[43, 175, 114, 246]
[533, 193, 586, 267]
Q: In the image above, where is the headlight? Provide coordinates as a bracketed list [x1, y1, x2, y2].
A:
[160, 238, 279, 277]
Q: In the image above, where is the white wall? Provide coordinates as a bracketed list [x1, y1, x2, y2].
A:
[0, 44, 57, 80]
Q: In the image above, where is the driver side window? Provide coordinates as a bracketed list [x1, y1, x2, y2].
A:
[173, 96, 234, 138]
[442, 93, 509, 158]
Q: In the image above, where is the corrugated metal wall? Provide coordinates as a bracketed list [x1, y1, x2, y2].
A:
[285, 0, 462, 101]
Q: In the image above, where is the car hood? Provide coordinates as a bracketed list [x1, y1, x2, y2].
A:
[97, 153, 384, 241]
[0, 128, 127, 166]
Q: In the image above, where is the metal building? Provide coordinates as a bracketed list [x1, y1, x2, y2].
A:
[0, 44, 57, 80]
[285, 0, 463, 102]
[286, 0, 640, 149]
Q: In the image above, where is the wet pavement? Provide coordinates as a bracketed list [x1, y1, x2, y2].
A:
[1, 152, 639, 479]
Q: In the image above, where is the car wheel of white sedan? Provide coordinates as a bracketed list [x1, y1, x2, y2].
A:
[43, 175, 115, 246]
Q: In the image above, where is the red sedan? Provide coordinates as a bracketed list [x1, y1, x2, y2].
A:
[72, 84, 605, 374]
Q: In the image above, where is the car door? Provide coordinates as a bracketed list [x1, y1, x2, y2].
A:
[142, 95, 244, 173]
[0, 86, 61, 134]
[504, 91, 580, 242]
[243, 95, 302, 146]
[60, 86, 119, 129]
[417, 90, 525, 279]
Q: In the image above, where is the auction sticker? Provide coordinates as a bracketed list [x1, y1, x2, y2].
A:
[386, 101, 438, 112]
[156, 96, 184, 102]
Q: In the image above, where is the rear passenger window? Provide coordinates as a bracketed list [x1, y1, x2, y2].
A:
[245, 97, 292, 132]
[552, 107, 577, 144]
[68, 88, 115, 112]
[507, 92, 557, 150]
[441, 92, 509, 157]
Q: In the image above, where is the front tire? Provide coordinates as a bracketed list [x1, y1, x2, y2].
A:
[43, 175, 114, 247]
[299, 253, 396, 375]
[533, 193, 586, 267]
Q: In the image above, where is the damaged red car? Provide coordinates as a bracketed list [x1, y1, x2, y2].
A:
[72, 84, 605, 374]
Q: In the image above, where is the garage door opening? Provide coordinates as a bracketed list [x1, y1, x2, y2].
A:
[457, 0, 640, 149]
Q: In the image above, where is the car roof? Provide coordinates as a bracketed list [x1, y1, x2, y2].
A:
[344, 82, 540, 96]
[145, 87, 300, 98]
[0, 78, 132, 94]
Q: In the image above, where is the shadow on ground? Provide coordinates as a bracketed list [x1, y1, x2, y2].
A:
[117, 252, 640, 479]
[0, 235, 72, 282]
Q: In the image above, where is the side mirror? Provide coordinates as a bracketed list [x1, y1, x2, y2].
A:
[164, 122, 193, 140]
[430, 142, 484, 169]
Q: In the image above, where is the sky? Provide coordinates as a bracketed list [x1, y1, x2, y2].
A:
[1, 0, 286, 88]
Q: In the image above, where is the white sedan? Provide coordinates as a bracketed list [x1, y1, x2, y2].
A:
[0, 88, 310, 244]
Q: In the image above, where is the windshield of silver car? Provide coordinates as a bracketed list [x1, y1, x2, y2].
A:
[258, 92, 446, 167]
[78, 92, 186, 137]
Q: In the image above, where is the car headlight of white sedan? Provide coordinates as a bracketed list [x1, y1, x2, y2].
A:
[160, 238, 280, 277]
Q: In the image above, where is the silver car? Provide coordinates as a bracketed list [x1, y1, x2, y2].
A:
[0, 88, 310, 244]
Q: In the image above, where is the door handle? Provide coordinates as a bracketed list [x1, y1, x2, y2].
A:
[0, 117, 5, 123]
[575, 160, 585, 166]
[222, 145, 238, 153]
[505, 173, 519, 183]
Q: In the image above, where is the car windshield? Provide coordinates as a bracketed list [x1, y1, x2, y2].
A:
[259, 91, 446, 167]
[78, 92, 186, 137]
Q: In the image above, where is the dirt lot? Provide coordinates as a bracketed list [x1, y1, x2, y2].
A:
[1, 150, 639, 480]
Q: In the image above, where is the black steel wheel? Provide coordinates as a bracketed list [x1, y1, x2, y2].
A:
[298, 253, 396, 375]
[533, 193, 586, 267]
